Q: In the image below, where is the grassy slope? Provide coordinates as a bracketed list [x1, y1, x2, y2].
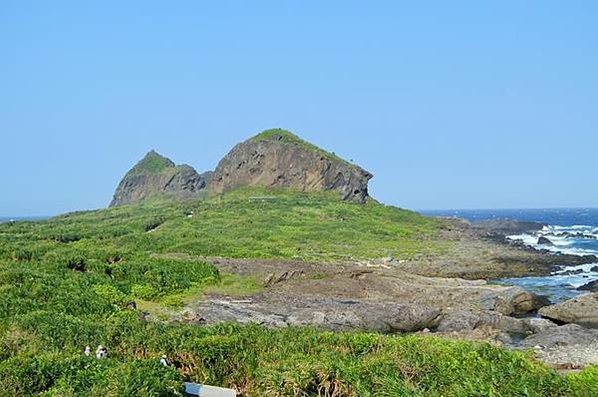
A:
[17, 187, 446, 262]
[0, 189, 596, 396]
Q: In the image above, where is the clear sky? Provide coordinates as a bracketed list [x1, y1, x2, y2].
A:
[1, 1, 597, 216]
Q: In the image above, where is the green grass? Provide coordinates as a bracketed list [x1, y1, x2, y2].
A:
[5, 187, 446, 263]
[154, 273, 264, 309]
[126, 150, 175, 176]
[251, 128, 357, 168]
[0, 188, 596, 395]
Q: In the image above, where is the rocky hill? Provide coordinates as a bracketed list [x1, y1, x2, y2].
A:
[109, 150, 211, 207]
[210, 129, 373, 203]
[110, 129, 373, 206]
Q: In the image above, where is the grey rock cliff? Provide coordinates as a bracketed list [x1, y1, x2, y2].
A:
[109, 151, 211, 207]
[210, 129, 373, 203]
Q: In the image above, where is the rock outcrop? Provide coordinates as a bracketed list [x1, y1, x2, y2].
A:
[110, 151, 211, 207]
[521, 323, 598, 349]
[578, 280, 598, 292]
[539, 293, 598, 328]
[518, 324, 598, 367]
[472, 219, 544, 236]
[537, 236, 554, 246]
[210, 129, 373, 203]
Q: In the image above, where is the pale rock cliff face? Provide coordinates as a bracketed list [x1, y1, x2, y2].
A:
[210, 129, 373, 203]
[109, 151, 210, 207]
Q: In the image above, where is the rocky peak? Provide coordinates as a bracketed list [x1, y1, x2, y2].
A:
[209, 129, 373, 203]
[131, 150, 176, 174]
[109, 151, 210, 207]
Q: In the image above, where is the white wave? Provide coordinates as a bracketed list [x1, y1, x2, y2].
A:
[507, 233, 597, 256]
[553, 262, 598, 275]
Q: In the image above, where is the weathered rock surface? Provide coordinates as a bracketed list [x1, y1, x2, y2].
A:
[435, 308, 529, 334]
[178, 258, 550, 336]
[521, 317, 559, 334]
[539, 293, 598, 328]
[519, 324, 598, 367]
[191, 297, 442, 333]
[210, 129, 373, 203]
[521, 324, 598, 349]
[110, 151, 211, 207]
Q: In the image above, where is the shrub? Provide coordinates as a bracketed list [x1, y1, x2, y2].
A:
[93, 284, 127, 305]
[131, 284, 158, 300]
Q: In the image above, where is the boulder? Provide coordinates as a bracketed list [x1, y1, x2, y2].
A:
[538, 293, 598, 328]
[436, 309, 529, 334]
[520, 324, 598, 349]
[537, 236, 554, 246]
[362, 303, 441, 333]
[110, 151, 211, 207]
[521, 318, 558, 334]
[578, 280, 598, 293]
[477, 285, 548, 315]
[209, 129, 373, 203]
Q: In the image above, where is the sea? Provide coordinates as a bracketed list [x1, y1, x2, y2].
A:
[421, 208, 598, 303]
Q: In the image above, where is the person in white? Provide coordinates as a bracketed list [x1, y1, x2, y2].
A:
[96, 345, 107, 359]
[84, 346, 91, 357]
[160, 354, 169, 367]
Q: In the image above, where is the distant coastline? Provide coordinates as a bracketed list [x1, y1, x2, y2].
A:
[0, 216, 49, 223]
[421, 208, 598, 226]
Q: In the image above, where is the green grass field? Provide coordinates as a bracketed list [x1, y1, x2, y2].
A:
[0, 189, 596, 396]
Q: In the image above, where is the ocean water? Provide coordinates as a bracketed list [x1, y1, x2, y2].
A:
[422, 208, 598, 303]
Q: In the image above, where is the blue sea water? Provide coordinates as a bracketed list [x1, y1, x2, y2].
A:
[421, 208, 598, 303]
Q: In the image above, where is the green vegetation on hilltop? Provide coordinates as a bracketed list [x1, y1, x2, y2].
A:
[251, 128, 356, 167]
[127, 150, 175, 175]
[0, 189, 596, 395]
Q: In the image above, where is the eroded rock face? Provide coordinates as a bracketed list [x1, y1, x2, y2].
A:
[210, 130, 373, 203]
[110, 151, 211, 207]
[539, 293, 598, 328]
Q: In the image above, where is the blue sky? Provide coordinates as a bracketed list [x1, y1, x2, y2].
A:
[1, 1, 597, 215]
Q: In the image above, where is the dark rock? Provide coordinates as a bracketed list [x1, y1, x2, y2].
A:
[209, 129, 373, 203]
[559, 269, 585, 276]
[555, 232, 597, 240]
[592, 266, 598, 273]
[537, 236, 554, 246]
[471, 219, 544, 235]
[110, 151, 211, 207]
[578, 280, 598, 292]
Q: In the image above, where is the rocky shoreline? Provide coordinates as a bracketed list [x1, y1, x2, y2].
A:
[151, 219, 598, 370]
